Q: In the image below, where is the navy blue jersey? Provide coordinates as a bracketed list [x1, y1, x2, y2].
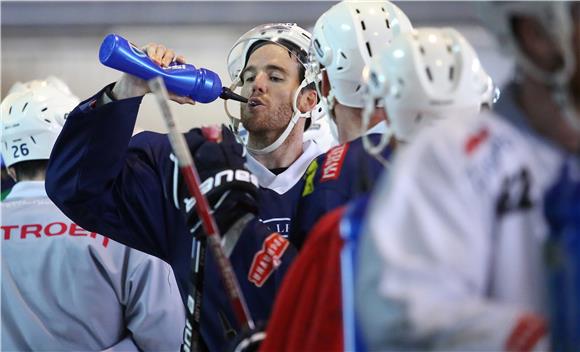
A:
[245, 139, 322, 240]
[46, 86, 296, 352]
[258, 185, 303, 236]
[290, 135, 394, 249]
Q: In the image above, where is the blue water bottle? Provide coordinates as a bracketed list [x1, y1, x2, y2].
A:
[99, 34, 245, 103]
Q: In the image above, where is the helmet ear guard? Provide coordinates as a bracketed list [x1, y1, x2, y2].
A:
[312, 33, 333, 67]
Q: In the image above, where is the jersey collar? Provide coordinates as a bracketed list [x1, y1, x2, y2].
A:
[4, 181, 46, 200]
[246, 140, 322, 194]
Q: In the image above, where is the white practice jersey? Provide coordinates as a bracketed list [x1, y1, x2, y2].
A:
[356, 111, 569, 350]
[1, 181, 185, 351]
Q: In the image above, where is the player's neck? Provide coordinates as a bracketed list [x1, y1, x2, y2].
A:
[516, 76, 580, 152]
[248, 127, 304, 170]
[335, 104, 385, 144]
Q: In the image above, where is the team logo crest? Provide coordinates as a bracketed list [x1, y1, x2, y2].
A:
[248, 233, 289, 287]
[320, 143, 349, 182]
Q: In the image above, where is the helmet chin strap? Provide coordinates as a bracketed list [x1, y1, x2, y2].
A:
[246, 79, 311, 155]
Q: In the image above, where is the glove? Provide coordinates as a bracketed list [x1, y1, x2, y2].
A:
[178, 125, 259, 238]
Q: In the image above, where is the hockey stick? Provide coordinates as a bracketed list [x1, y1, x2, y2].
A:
[148, 77, 255, 351]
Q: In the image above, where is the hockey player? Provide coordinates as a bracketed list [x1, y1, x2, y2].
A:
[356, 2, 580, 350]
[1, 77, 185, 351]
[262, 26, 495, 351]
[290, 0, 414, 249]
[45, 23, 319, 351]
[223, 23, 321, 237]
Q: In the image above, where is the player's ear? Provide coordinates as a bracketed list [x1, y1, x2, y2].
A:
[321, 70, 331, 97]
[298, 88, 317, 114]
[7, 167, 17, 182]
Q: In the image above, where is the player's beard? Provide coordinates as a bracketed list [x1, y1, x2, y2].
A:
[240, 102, 295, 148]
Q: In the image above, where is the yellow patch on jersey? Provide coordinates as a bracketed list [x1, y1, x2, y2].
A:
[302, 159, 319, 197]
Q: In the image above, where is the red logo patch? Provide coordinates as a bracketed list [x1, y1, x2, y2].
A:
[465, 127, 489, 155]
[248, 233, 289, 287]
[320, 143, 349, 182]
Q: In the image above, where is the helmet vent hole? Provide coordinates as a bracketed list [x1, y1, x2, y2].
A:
[449, 66, 455, 81]
[318, 107, 323, 113]
[355, 84, 362, 92]
[340, 51, 347, 59]
[425, 67, 433, 82]
[30, 136, 36, 144]
[447, 45, 453, 54]
[337, 66, 344, 71]
[9, 106, 12, 115]
[419, 46, 426, 55]
[361, 21, 366, 31]
[301, 32, 311, 39]
[395, 81, 404, 98]
[385, 19, 390, 29]
[44, 119, 52, 123]
[366, 42, 373, 57]
[355, 8, 360, 14]
[22, 102, 29, 112]
[415, 113, 423, 123]
[41, 107, 48, 112]
[381, 7, 386, 12]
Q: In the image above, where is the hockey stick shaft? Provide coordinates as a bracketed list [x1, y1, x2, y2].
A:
[148, 77, 255, 331]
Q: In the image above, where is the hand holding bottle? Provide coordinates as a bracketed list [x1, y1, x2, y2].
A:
[107, 41, 196, 105]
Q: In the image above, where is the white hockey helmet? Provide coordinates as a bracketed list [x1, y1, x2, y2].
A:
[310, 0, 413, 120]
[481, 2, 579, 132]
[479, 2, 576, 87]
[362, 27, 494, 151]
[1, 77, 79, 168]
[225, 23, 319, 155]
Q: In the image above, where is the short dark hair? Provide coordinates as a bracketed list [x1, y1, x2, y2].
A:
[245, 39, 314, 88]
[11, 160, 48, 181]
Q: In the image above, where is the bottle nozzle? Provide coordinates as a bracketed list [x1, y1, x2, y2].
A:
[220, 87, 248, 104]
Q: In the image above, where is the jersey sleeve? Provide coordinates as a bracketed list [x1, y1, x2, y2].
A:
[45, 86, 176, 260]
[356, 118, 547, 351]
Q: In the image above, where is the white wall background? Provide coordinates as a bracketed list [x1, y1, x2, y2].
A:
[1, 1, 514, 133]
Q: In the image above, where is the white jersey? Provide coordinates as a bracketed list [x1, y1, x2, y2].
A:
[1, 181, 185, 351]
[356, 111, 568, 350]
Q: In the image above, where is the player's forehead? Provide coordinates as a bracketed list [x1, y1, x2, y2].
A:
[245, 43, 300, 76]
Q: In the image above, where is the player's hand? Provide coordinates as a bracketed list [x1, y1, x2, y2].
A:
[111, 42, 196, 105]
[178, 125, 259, 237]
